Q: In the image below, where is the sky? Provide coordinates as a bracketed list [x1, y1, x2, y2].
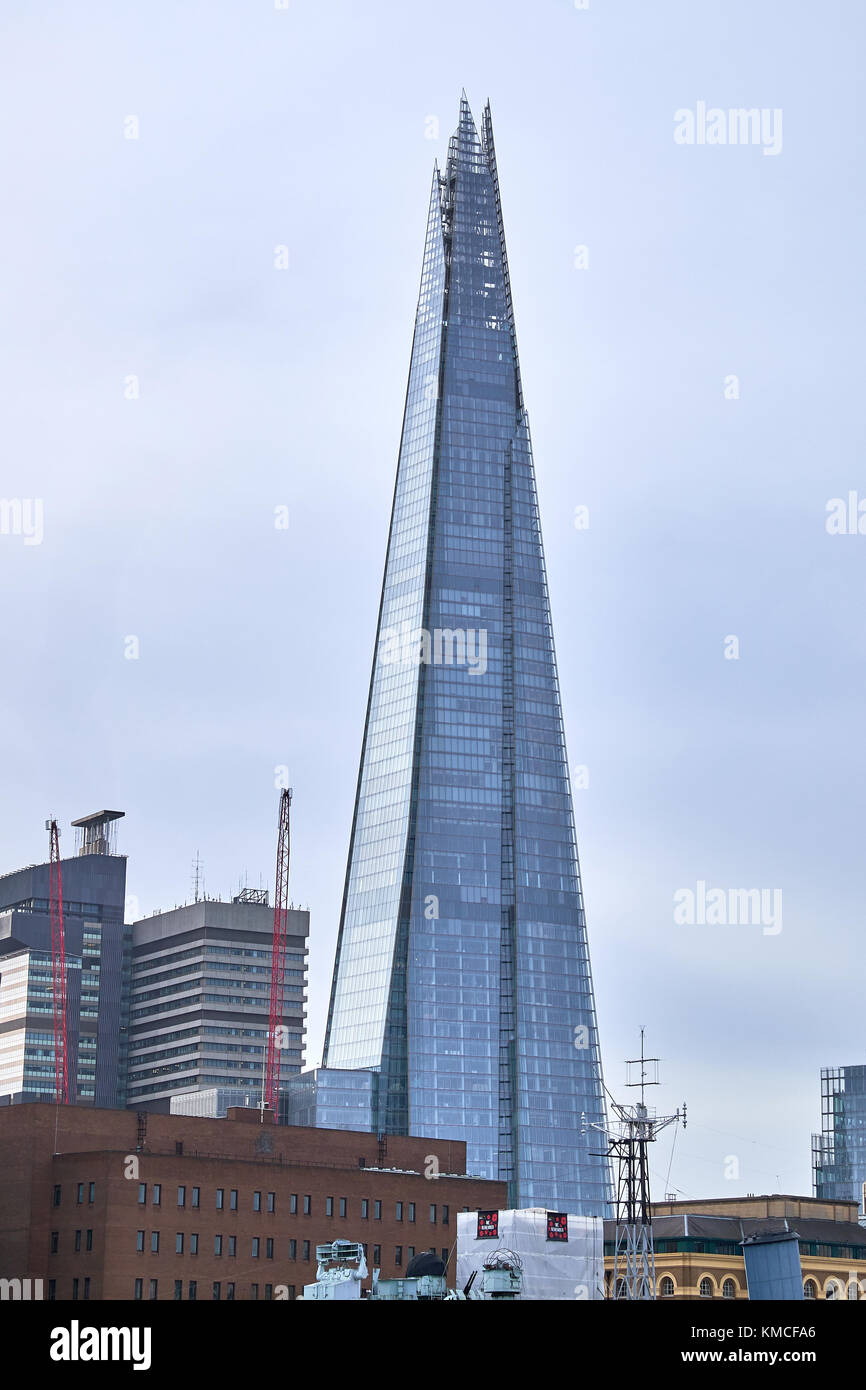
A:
[1, 0, 863, 1203]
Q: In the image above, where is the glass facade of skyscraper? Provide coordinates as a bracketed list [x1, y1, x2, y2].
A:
[324, 97, 610, 1215]
[813, 1065, 866, 1212]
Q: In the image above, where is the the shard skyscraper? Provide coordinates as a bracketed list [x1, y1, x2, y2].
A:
[323, 96, 610, 1215]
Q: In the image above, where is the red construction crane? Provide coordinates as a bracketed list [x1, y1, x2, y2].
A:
[47, 818, 69, 1105]
[264, 788, 292, 1118]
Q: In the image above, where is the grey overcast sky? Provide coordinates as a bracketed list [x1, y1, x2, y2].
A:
[1, 0, 863, 1201]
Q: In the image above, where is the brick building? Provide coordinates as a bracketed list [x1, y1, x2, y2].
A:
[604, 1194, 866, 1300]
[0, 1103, 505, 1300]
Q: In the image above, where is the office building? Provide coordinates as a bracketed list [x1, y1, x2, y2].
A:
[127, 895, 308, 1111]
[0, 1103, 505, 1300]
[812, 1064, 866, 1214]
[0, 811, 131, 1108]
[321, 94, 609, 1215]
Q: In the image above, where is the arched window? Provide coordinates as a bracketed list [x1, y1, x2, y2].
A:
[699, 1276, 714, 1298]
[722, 1278, 736, 1299]
[825, 1280, 840, 1300]
[659, 1276, 675, 1298]
[803, 1280, 817, 1299]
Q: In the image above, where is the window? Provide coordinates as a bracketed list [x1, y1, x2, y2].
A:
[149, 1279, 158, 1301]
[153, 1184, 161, 1207]
[326, 1197, 334, 1217]
[266, 1238, 274, 1260]
[176, 1234, 184, 1254]
[48, 1281, 56, 1301]
[251, 1284, 259, 1300]
[190, 1234, 199, 1255]
[441, 1249, 448, 1263]
[303, 1241, 310, 1262]
[192, 1187, 200, 1209]
[374, 1200, 382, 1221]
[216, 1189, 224, 1210]
[151, 1232, 160, 1254]
[442, 1205, 449, 1226]
[267, 1192, 275, 1213]
[304, 1196, 312, 1216]
[75, 1230, 82, 1253]
[339, 1198, 346, 1218]
[289, 1239, 297, 1260]
[407, 1247, 415, 1260]
[86, 1229, 93, 1252]
[373, 1244, 381, 1265]
[88, 1182, 95, 1205]
[254, 1191, 262, 1212]
[228, 1235, 236, 1257]
[188, 1281, 197, 1301]
[699, 1277, 713, 1298]
[175, 1142, 184, 1156]
[72, 1279, 79, 1301]
[804, 1280, 817, 1299]
[212, 1282, 221, 1301]
[50, 1231, 59, 1254]
[408, 1204, 416, 1223]
[83, 1278, 90, 1301]
[265, 1284, 273, 1300]
[53, 1185, 61, 1208]
[229, 1190, 238, 1212]
[290, 1194, 298, 1214]
[395, 1246, 403, 1267]
[360, 1199, 367, 1219]
[134, 1279, 143, 1300]
[227, 1283, 235, 1301]
[252, 1238, 260, 1258]
[178, 1186, 186, 1208]
[136, 1231, 145, 1253]
[174, 1280, 183, 1301]
[722, 1279, 736, 1299]
[429, 1205, 436, 1224]
[396, 1202, 403, 1222]
[826, 1281, 840, 1300]
[138, 1184, 147, 1205]
[214, 1235, 223, 1256]
[77, 1183, 84, 1204]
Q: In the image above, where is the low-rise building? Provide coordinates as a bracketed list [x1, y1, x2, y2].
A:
[604, 1194, 866, 1300]
[0, 1102, 504, 1300]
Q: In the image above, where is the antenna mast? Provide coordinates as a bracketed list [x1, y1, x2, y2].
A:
[264, 788, 292, 1119]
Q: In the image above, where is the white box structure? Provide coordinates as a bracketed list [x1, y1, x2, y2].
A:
[457, 1208, 604, 1301]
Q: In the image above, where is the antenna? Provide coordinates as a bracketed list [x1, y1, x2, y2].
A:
[192, 851, 203, 904]
[587, 1028, 686, 1301]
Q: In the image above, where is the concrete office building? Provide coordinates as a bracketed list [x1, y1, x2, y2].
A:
[0, 811, 131, 1108]
[127, 895, 309, 1112]
[0, 1103, 505, 1300]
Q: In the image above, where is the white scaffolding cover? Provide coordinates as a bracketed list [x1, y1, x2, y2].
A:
[457, 1208, 604, 1301]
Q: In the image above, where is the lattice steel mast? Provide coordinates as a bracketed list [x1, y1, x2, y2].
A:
[46, 818, 69, 1105]
[264, 788, 292, 1116]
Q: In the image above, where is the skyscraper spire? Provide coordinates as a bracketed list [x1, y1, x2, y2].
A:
[324, 97, 611, 1214]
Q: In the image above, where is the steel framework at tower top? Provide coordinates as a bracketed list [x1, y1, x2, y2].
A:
[264, 788, 292, 1117]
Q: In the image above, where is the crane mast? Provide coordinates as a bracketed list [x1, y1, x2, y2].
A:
[47, 818, 69, 1105]
[264, 788, 292, 1117]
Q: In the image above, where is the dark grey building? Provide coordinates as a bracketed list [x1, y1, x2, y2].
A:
[0, 810, 130, 1108]
[127, 894, 309, 1111]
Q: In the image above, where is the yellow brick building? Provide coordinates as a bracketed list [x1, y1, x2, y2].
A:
[604, 1194, 866, 1299]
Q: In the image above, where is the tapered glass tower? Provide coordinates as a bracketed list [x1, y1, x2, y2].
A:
[324, 96, 610, 1215]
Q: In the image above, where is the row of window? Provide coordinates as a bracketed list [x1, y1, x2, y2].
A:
[132, 1233, 448, 1266]
[52, 1183, 95, 1207]
[134, 1184, 447, 1223]
[656, 1274, 864, 1299]
[133, 1281, 292, 1300]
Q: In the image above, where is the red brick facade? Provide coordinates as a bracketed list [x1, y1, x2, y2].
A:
[0, 1104, 505, 1300]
